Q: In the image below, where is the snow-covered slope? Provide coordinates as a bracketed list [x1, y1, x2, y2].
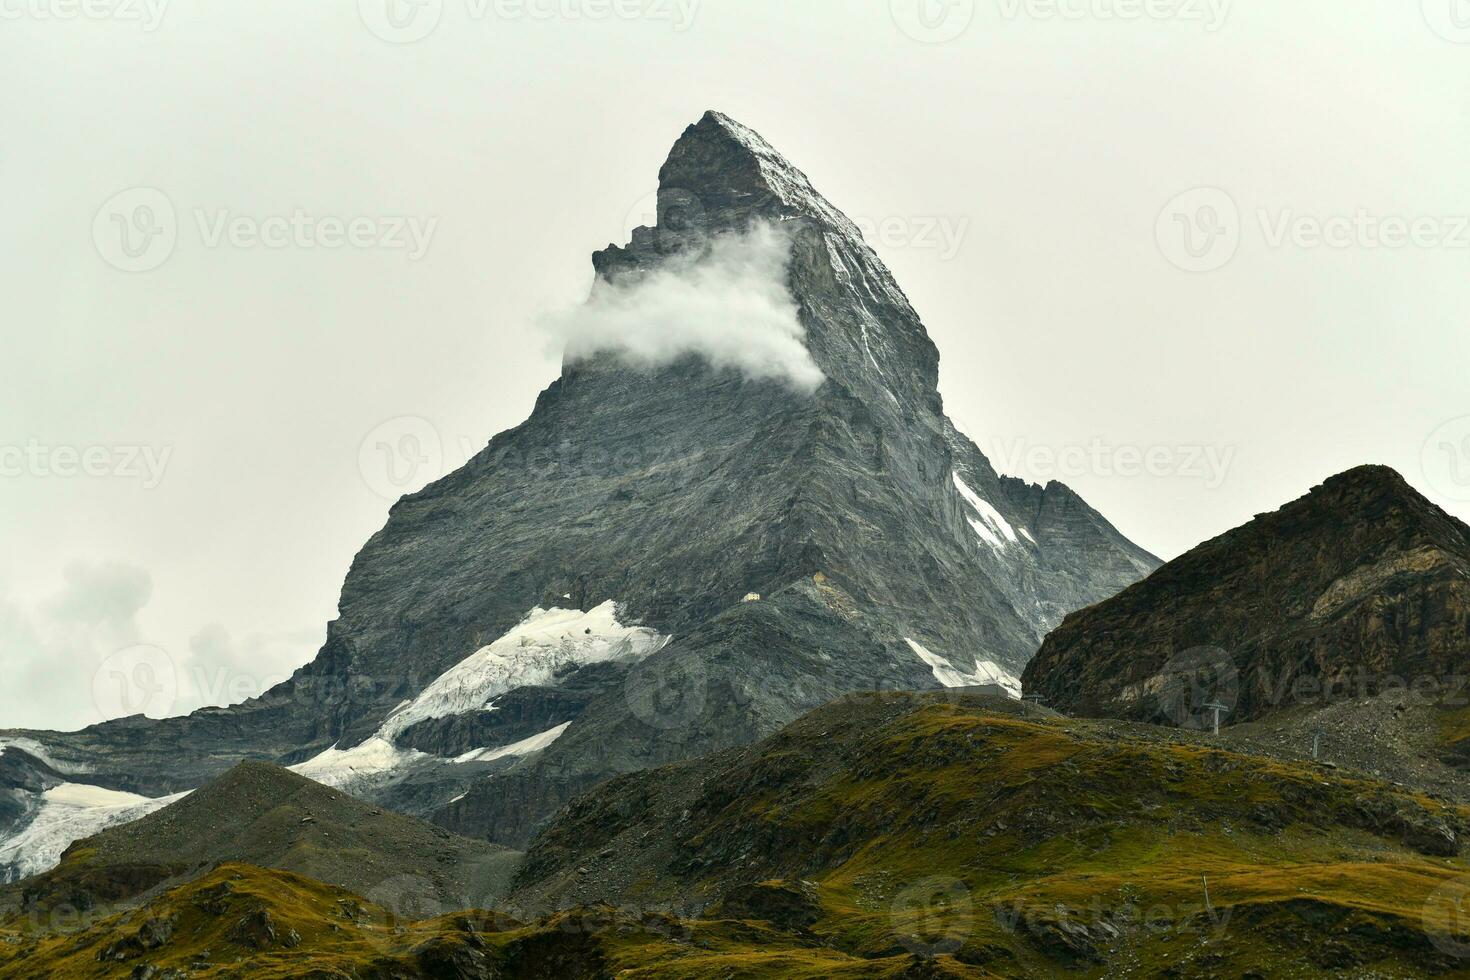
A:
[905, 638, 1022, 698]
[0, 603, 664, 879]
[292, 602, 665, 798]
[0, 783, 185, 882]
[379, 603, 667, 739]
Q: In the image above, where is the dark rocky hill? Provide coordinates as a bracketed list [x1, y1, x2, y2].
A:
[1022, 465, 1470, 728]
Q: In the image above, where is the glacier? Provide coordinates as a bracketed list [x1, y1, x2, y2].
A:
[0, 783, 186, 882]
[905, 638, 1023, 698]
[0, 602, 665, 879]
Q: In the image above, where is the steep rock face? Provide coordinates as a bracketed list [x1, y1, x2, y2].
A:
[2, 111, 1156, 858]
[1023, 465, 1470, 727]
[946, 420, 1157, 635]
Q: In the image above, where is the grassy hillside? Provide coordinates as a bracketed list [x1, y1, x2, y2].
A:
[513, 692, 1470, 976]
[0, 863, 982, 978]
[10, 694, 1470, 977]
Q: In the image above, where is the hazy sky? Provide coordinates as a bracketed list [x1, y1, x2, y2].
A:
[4, 1, 1469, 730]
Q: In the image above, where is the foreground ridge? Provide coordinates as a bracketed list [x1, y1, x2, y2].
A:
[7, 693, 1470, 978]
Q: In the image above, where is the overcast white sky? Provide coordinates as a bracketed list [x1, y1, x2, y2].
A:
[3, 1, 1469, 730]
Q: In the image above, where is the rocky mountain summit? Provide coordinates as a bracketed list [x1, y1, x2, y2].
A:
[1, 111, 1155, 869]
[1023, 465, 1470, 728]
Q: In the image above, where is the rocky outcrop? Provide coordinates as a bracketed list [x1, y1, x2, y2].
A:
[1022, 465, 1470, 727]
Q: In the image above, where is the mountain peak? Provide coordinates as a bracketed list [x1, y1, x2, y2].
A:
[1315, 463, 1420, 503]
[653, 110, 864, 242]
[1289, 465, 1465, 544]
[1325, 462, 1405, 485]
[592, 110, 935, 400]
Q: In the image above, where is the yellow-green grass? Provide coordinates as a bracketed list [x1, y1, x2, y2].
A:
[10, 701, 1470, 978]
[672, 703, 1470, 976]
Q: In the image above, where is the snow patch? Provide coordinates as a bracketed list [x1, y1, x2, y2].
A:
[292, 603, 663, 797]
[452, 722, 571, 764]
[966, 517, 1004, 551]
[0, 783, 184, 882]
[379, 602, 666, 739]
[289, 737, 430, 793]
[291, 724, 571, 804]
[905, 638, 1022, 699]
[1019, 527, 1037, 545]
[42, 783, 151, 808]
[953, 474, 1018, 550]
